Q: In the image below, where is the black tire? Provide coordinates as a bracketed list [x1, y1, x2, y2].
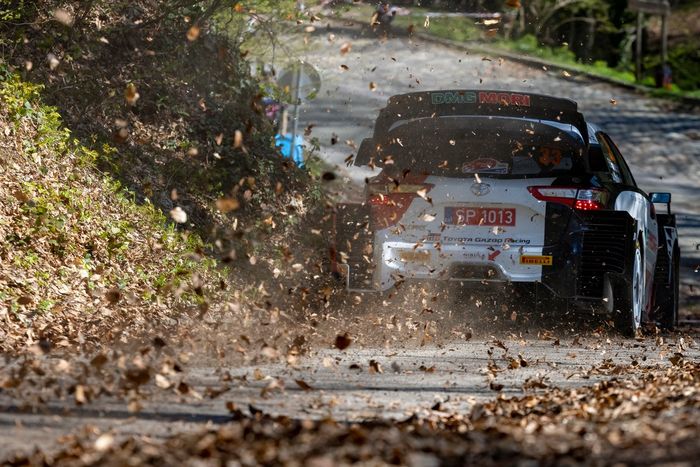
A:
[656, 249, 679, 330]
[611, 238, 644, 337]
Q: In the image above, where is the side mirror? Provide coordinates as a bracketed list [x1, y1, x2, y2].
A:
[650, 192, 671, 214]
[354, 138, 375, 167]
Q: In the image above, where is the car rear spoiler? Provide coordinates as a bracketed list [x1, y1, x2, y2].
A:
[372, 90, 589, 146]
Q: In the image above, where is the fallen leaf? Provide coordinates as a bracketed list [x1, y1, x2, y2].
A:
[294, 379, 314, 391]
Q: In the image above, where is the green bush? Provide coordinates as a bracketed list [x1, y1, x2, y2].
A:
[645, 41, 700, 91]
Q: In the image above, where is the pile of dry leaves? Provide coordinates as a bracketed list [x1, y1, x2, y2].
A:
[7, 359, 698, 466]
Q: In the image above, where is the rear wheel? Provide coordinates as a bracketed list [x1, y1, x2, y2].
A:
[656, 249, 679, 330]
[611, 239, 643, 337]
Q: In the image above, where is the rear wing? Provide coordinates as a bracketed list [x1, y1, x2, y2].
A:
[372, 90, 589, 146]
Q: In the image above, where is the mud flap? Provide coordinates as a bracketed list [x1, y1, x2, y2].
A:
[332, 203, 377, 291]
[652, 215, 679, 328]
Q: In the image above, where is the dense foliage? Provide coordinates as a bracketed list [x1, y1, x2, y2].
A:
[390, 0, 700, 90]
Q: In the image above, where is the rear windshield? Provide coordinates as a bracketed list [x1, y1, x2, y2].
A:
[377, 116, 586, 178]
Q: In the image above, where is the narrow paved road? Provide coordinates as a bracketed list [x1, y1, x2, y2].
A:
[2, 22, 699, 461]
[2, 334, 699, 458]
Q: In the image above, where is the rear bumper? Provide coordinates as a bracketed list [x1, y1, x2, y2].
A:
[376, 241, 545, 290]
[334, 203, 638, 298]
[343, 211, 637, 297]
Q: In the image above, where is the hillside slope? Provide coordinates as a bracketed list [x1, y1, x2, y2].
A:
[0, 71, 222, 352]
[0, 1, 337, 356]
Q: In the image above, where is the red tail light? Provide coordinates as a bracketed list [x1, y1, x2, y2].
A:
[528, 186, 608, 211]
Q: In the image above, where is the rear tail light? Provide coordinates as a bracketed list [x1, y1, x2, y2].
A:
[528, 186, 609, 210]
[573, 189, 608, 210]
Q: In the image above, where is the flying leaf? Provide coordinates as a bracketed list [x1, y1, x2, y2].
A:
[335, 333, 352, 350]
[216, 198, 240, 213]
[124, 83, 140, 106]
[170, 207, 188, 223]
[233, 130, 243, 148]
[47, 53, 60, 70]
[94, 434, 114, 452]
[75, 384, 87, 404]
[187, 25, 201, 41]
[52, 9, 74, 26]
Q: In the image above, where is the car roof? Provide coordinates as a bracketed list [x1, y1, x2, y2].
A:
[375, 90, 590, 148]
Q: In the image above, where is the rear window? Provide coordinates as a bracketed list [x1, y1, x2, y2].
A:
[377, 116, 586, 178]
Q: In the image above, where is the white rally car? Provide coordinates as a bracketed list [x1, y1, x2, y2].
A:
[332, 90, 680, 336]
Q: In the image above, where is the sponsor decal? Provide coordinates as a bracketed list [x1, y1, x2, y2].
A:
[519, 255, 553, 266]
[442, 237, 531, 245]
[431, 91, 478, 105]
[463, 159, 509, 174]
[426, 232, 441, 242]
[467, 252, 486, 260]
[478, 91, 531, 107]
[430, 91, 531, 107]
[488, 250, 501, 261]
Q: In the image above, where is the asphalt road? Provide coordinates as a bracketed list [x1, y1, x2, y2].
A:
[2, 22, 700, 461]
[2, 332, 699, 459]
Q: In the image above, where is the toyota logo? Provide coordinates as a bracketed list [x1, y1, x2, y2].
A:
[471, 183, 491, 196]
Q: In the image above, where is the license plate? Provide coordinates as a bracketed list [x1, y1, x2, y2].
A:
[444, 207, 516, 226]
[400, 250, 431, 263]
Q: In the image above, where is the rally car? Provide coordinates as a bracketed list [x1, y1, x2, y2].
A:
[332, 90, 680, 336]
